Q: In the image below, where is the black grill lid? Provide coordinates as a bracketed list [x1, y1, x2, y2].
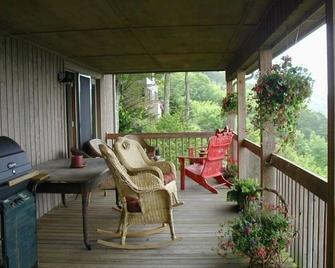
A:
[0, 136, 23, 158]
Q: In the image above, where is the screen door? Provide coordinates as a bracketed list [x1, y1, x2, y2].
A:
[78, 74, 93, 149]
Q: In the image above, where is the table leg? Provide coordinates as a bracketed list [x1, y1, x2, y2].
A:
[179, 158, 186, 190]
[115, 189, 121, 209]
[61, 193, 67, 207]
[81, 189, 91, 250]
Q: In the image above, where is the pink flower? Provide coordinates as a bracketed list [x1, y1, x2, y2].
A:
[248, 196, 257, 202]
[244, 226, 252, 235]
[256, 247, 267, 260]
[255, 87, 263, 94]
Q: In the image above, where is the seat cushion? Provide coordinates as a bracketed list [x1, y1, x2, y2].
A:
[163, 172, 175, 185]
[125, 196, 141, 212]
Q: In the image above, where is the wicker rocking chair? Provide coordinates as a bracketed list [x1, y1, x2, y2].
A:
[98, 144, 181, 249]
[114, 137, 183, 206]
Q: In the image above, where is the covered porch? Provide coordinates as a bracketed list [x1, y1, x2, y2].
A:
[0, 0, 334, 267]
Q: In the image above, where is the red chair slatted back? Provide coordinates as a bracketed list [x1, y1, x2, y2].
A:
[200, 130, 234, 178]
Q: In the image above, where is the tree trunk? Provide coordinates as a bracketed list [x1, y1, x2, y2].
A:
[163, 73, 171, 115]
[185, 72, 190, 119]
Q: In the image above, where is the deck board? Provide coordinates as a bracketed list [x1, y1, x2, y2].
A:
[37, 180, 293, 268]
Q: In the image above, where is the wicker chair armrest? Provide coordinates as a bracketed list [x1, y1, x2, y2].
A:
[127, 166, 164, 180]
[130, 173, 164, 190]
[139, 189, 172, 211]
[150, 161, 176, 176]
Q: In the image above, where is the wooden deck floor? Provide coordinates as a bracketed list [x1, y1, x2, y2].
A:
[37, 180, 291, 268]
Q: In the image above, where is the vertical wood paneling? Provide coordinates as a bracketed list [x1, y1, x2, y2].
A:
[100, 74, 116, 139]
[0, 35, 67, 218]
[0, 35, 7, 135]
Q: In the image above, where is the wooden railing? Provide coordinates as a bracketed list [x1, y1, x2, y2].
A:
[241, 137, 328, 268]
[106, 131, 215, 168]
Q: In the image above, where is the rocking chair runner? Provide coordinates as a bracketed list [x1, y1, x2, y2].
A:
[178, 129, 234, 194]
[98, 144, 181, 249]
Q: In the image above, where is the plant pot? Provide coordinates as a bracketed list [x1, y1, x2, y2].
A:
[249, 264, 281, 268]
[249, 259, 281, 268]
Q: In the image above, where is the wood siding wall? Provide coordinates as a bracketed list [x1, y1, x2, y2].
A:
[100, 74, 117, 137]
[0, 34, 67, 217]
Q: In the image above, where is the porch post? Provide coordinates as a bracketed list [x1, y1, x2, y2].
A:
[237, 71, 247, 179]
[227, 80, 238, 162]
[259, 49, 276, 203]
[326, 0, 335, 266]
[226, 80, 236, 130]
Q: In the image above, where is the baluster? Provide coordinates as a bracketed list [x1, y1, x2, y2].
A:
[323, 202, 327, 268]
[312, 194, 318, 267]
[302, 188, 308, 268]
[167, 138, 170, 162]
[294, 180, 299, 263]
[181, 138, 184, 156]
[162, 138, 166, 160]
[174, 138, 178, 169]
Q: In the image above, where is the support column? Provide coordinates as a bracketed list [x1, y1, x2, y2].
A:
[100, 74, 117, 137]
[227, 80, 237, 162]
[326, 0, 335, 266]
[237, 71, 247, 179]
[259, 49, 275, 203]
[226, 80, 236, 130]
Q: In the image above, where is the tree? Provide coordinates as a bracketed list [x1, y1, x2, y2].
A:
[116, 73, 152, 133]
[297, 109, 327, 139]
[191, 101, 225, 131]
[185, 72, 190, 119]
[163, 73, 171, 115]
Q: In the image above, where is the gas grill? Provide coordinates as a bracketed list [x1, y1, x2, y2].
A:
[0, 136, 38, 268]
[0, 136, 32, 198]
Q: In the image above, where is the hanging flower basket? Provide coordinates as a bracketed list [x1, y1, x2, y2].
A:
[221, 92, 238, 116]
[250, 56, 313, 147]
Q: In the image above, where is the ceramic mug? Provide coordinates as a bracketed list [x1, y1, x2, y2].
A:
[71, 155, 85, 168]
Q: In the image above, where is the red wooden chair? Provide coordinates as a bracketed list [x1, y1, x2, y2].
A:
[178, 129, 234, 194]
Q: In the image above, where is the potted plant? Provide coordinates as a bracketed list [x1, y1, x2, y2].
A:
[222, 163, 238, 183]
[221, 92, 238, 117]
[250, 56, 313, 147]
[219, 190, 295, 267]
[226, 178, 260, 210]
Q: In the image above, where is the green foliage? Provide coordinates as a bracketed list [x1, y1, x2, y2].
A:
[118, 102, 149, 133]
[144, 112, 199, 133]
[250, 56, 313, 147]
[298, 109, 327, 139]
[167, 72, 224, 114]
[281, 130, 327, 177]
[203, 71, 226, 85]
[227, 178, 260, 208]
[219, 202, 295, 266]
[221, 92, 238, 117]
[191, 100, 224, 131]
[222, 163, 238, 182]
[117, 73, 151, 133]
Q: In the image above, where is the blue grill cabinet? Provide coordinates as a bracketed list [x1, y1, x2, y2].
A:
[1, 191, 37, 268]
[0, 137, 37, 268]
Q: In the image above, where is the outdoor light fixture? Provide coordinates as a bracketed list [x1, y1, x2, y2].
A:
[58, 71, 75, 83]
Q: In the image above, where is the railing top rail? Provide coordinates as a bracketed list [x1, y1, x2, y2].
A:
[242, 138, 261, 156]
[270, 153, 328, 201]
[239, 137, 327, 201]
[106, 131, 215, 140]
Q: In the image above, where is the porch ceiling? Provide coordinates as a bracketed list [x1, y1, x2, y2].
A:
[0, 0, 324, 74]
